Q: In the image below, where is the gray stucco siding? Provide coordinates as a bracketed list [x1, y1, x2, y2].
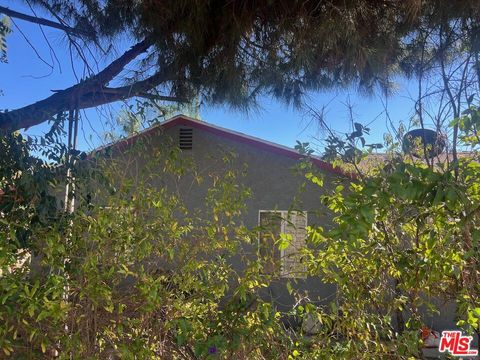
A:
[148, 124, 339, 310]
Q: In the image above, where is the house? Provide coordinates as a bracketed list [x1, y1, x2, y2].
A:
[89, 114, 351, 313]
[88, 114, 461, 340]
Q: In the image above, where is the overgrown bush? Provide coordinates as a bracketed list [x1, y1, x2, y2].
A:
[297, 112, 480, 358]
[1, 112, 480, 358]
[0, 136, 295, 359]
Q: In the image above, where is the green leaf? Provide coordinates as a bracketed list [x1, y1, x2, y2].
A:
[305, 172, 324, 186]
[278, 233, 292, 251]
[286, 281, 293, 295]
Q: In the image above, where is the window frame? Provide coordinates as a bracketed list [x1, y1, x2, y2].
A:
[258, 210, 308, 279]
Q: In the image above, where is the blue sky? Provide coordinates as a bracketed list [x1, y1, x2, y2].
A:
[1, 2, 420, 155]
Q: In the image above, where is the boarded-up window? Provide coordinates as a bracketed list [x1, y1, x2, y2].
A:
[281, 211, 307, 278]
[258, 210, 307, 278]
[259, 211, 282, 275]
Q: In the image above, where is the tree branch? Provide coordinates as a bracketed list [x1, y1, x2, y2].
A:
[91, 37, 154, 86]
[0, 38, 164, 131]
[75, 72, 182, 109]
[0, 6, 93, 38]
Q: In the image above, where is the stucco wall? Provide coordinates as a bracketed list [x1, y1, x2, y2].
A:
[174, 124, 340, 310]
[105, 122, 341, 312]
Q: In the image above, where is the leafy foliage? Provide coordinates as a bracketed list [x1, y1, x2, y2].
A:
[295, 112, 480, 358]
[1, 99, 480, 358]
[0, 15, 10, 63]
[0, 130, 64, 249]
[0, 134, 301, 359]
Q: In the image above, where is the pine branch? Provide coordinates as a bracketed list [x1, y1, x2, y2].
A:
[0, 5, 93, 38]
[0, 38, 170, 131]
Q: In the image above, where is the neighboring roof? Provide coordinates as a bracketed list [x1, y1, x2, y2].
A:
[93, 114, 355, 179]
[357, 152, 473, 174]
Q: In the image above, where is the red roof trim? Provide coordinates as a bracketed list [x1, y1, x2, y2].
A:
[92, 115, 355, 179]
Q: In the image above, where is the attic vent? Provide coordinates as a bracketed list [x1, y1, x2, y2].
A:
[179, 127, 193, 150]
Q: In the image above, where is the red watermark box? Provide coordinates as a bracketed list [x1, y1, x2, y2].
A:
[438, 330, 478, 357]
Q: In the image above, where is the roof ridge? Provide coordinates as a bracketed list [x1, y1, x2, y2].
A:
[90, 114, 355, 179]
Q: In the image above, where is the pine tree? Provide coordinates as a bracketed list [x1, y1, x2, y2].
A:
[1, 1, 480, 130]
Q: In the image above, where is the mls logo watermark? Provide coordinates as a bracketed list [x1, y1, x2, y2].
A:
[439, 331, 478, 357]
